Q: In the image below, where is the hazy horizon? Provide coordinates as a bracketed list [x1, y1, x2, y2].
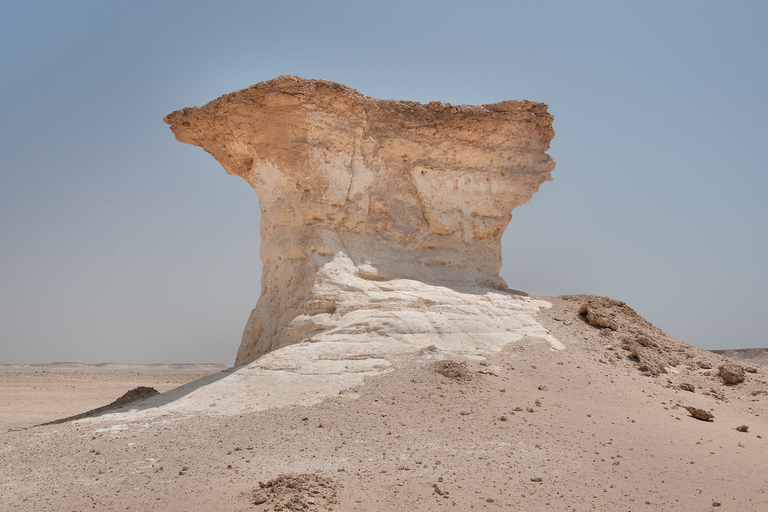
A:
[1, 1, 766, 365]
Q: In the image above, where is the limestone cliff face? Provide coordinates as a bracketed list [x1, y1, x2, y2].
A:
[165, 76, 557, 365]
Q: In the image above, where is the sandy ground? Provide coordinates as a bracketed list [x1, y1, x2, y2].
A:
[1, 296, 766, 511]
[0, 364, 225, 430]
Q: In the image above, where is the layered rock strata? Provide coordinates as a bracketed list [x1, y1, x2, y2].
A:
[165, 76, 559, 366]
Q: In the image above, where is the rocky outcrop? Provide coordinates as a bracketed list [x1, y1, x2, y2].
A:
[165, 76, 558, 365]
[719, 364, 746, 384]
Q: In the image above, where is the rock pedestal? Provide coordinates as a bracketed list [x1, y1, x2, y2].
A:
[165, 76, 559, 366]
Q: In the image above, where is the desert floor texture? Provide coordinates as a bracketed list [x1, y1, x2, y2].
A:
[1, 295, 767, 511]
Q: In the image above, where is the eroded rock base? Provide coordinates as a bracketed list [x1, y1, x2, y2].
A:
[86, 288, 559, 422]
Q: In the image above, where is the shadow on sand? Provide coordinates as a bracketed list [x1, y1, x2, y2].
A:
[36, 367, 241, 427]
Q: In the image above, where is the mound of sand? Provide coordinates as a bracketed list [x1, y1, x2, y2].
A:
[2, 295, 766, 511]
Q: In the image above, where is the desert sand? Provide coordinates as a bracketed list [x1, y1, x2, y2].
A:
[1, 296, 766, 511]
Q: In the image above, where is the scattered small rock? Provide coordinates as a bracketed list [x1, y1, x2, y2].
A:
[708, 388, 726, 401]
[679, 382, 695, 393]
[433, 484, 448, 496]
[434, 361, 473, 381]
[248, 473, 339, 510]
[579, 303, 617, 329]
[685, 406, 714, 422]
[719, 364, 746, 385]
[735, 425, 749, 432]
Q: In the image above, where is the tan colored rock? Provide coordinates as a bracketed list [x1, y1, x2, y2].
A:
[685, 406, 714, 421]
[719, 363, 746, 384]
[579, 301, 618, 330]
[165, 76, 558, 366]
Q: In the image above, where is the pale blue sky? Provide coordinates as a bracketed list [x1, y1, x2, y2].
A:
[1, 1, 766, 364]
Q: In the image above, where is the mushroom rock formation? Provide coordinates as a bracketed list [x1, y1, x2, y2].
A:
[165, 76, 562, 368]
